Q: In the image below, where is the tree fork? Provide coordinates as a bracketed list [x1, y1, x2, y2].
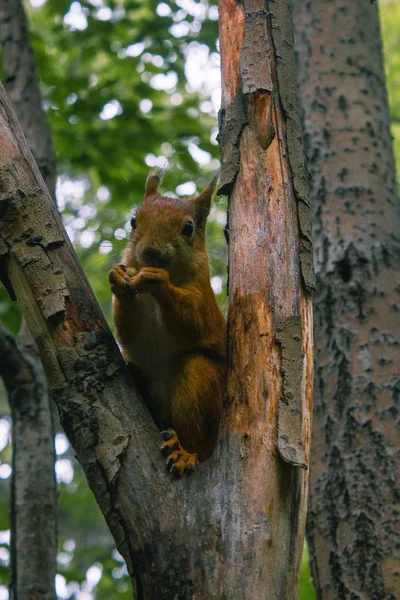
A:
[0, 0, 313, 593]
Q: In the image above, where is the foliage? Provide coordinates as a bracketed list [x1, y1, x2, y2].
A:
[380, 0, 400, 181]
[0, 0, 398, 597]
[0, 0, 226, 332]
[299, 544, 316, 600]
[55, 450, 133, 599]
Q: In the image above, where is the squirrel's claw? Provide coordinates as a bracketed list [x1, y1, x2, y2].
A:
[160, 429, 199, 476]
[130, 267, 168, 294]
[161, 439, 179, 455]
[108, 264, 137, 296]
[160, 428, 179, 455]
[161, 428, 175, 441]
[166, 450, 180, 469]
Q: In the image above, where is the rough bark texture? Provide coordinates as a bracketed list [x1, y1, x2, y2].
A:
[0, 2, 58, 597]
[217, 0, 314, 595]
[0, 0, 56, 198]
[0, 83, 167, 597]
[0, 324, 57, 600]
[292, 1, 400, 598]
[0, 0, 312, 594]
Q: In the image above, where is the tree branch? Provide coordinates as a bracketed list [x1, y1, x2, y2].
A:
[0, 80, 181, 594]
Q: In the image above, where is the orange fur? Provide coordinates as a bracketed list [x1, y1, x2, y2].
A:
[108, 173, 226, 476]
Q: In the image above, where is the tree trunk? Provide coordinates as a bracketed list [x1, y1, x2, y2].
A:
[0, 0, 313, 595]
[291, 1, 400, 598]
[0, 325, 57, 600]
[217, 0, 315, 594]
[0, 0, 56, 198]
[0, 1, 58, 597]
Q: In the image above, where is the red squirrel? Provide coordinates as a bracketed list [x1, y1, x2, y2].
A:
[108, 170, 226, 475]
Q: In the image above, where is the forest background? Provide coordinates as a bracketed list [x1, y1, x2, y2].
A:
[0, 0, 398, 598]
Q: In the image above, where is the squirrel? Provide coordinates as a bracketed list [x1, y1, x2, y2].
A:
[108, 170, 226, 476]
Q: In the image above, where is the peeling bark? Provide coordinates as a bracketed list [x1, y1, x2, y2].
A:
[276, 315, 308, 469]
[218, 0, 314, 596]
[292, 1, 400, 598]
[0, 0, 313, 594]
[219, 0, 315, 294]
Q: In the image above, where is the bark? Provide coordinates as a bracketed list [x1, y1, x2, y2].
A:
[291, 1, 400, 598]
[0, 324, 57, 600]
[0, 0, 313, 596]
[0, 0, 56, 199]
[0, 1, 58, 596]
[217, 0, 314, 595]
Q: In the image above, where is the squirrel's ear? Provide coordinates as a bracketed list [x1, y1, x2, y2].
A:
[144, 167, 166, 198]
[192, 172, 219, 226]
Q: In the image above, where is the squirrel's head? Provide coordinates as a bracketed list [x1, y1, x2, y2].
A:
[123, 169, 218, 284]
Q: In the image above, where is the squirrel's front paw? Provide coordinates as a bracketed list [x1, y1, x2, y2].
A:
[108, 264, 136, 296]
[160, 429, 199, 477]
[130, 267, 169, 294]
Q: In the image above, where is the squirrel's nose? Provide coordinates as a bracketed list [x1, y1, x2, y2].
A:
[143, 246, 166, 266]
[143, 247, 161, 261]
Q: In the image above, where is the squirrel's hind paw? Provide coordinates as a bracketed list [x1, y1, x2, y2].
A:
[161, 429, 199, 477]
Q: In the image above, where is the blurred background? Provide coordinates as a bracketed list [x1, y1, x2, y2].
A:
[0, 0, 398, 598]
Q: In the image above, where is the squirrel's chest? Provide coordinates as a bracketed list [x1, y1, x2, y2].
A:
[125, 296, 181, 376]
[124, 297, 181, 424]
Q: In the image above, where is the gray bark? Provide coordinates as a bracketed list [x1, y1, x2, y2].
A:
[0, 324, 57, 600]
[292, 1, 400, 598]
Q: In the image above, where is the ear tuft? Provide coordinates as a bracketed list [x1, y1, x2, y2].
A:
[144, 166, 167, 198]
[193, 171, 219, 225]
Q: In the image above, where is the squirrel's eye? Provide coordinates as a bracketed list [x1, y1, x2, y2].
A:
[181, 221, 194, 237]
[130, 215, 137, 230]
